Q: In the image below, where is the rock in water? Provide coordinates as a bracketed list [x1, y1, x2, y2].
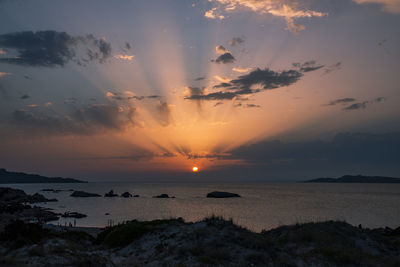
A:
[206, 191, 240, 198]
[70, 191, 101, 197]
[153, 194, 172, 198]
[104, 190, 118, 197]
[121, 192, 132, 198]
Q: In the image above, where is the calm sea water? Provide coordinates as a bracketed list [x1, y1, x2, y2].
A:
[5, 182, 400, 232]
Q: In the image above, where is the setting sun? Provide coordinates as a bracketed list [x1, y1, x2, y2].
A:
[192, 166, 198, 172]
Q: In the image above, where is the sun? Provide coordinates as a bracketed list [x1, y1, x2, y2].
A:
[192, 166, 198, 172]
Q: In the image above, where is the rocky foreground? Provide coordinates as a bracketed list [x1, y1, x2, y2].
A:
[0, 216, 399, 266]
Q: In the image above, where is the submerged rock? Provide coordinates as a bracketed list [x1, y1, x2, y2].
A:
[206, 191, 240, 198]
[70, 191, 101, 197]
[120, 192, 132, 198]
[104, 190, 118, 197]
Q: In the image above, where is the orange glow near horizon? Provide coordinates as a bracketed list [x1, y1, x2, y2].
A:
[192, 166, 198, 172]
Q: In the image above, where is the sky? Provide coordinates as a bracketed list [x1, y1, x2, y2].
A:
[0, 0, 399, 181]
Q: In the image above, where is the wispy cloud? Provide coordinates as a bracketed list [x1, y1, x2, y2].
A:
[205, 0, 327, 34]
[232, 67, 252, 73]
[353, 0, 400, 13]
[114, 54, 134, 61]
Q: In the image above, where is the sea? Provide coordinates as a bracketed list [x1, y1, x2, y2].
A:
[5, 182, 400, 232]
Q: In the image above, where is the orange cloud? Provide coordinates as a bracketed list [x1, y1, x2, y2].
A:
[353, 0, 400, 13]
[205, 0, 327, 33]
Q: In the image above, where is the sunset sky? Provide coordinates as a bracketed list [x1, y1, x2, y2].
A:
[0, 0, 399, 181]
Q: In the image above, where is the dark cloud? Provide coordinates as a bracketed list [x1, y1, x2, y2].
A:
[9, 103, 136, 136]
[229, 37, 244, 46]
[212, 52, 235, 64]
[323, 62, 342, 74]
[246, 104, 260, 108]
[230, 68, 303, 90]
[327, 98, 356, 106]
[20, 94, 30, 100]
[293, 61, 324, 72]
[343, 97, 386, 111]
[107, 92, 160, 101]
[194, 76, 206, 81]
[226, 132, 400, 179]
[23, 75, 32, 80]
[185, 91, 238, 100]
[344, 102, 368, 110]
[213, 82, 233, 88]
[154, 101, 172, 127]
[186, 65, 320, 101]
[214, 102, 223, 107]
[0, 31, 112, 67]
[125, 42, 131, 50]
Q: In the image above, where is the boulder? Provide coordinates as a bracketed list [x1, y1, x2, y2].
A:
[121, 192, 132, 198]
[70, 191, 101, 197]
[105, 190, 118, 197]
[206, 191, 240, 198]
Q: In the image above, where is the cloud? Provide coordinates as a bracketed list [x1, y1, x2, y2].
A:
[0, 72, 11, 78]
[185, 90, 238, 100]
[154, 101, 172, 127]
[343, 97, 386, 111]
[327, 98, 356, 106]
[213, 52, 236, 64]
[226, 132, 400, 178]
[187, 62, 321, 101]
[215, 75, 231, 83]
[205, 7, 225, 19]
[232, 67, 252, 73]
[214, 102, 224, 107]
[293, 61, 324, 72]
[105, 91, 160, 101]
[10, 103, 136, 136]
[323, 62, 342, 74]
[246, 103, 260, 108]
[20, 94, 30, 100]
[353, 0, 400, 13]
[194, 76, 206, 81]
[230, 67, 303, 90]
[216, 45, 228, 54]
[114, 54, 134, 61]
[0, 31, 112, 67]
[205, 0, 327, 34]
[229, 37, 244, 46]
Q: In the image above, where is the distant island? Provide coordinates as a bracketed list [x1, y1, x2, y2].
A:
[303, 175, 400, 183]
[0, 168, 86, 184]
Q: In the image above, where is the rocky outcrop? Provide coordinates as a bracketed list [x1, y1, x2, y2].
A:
[206, 191, 240, 198]
[0, 187, 60, 232]
[0, 187, 57, 203]
[104, 190, 118, 197]
[70, 191, 101, 197]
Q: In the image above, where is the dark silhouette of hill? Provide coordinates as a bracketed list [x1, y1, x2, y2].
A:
[0, 168, 86, 183]
[304, 175, 400, 183]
